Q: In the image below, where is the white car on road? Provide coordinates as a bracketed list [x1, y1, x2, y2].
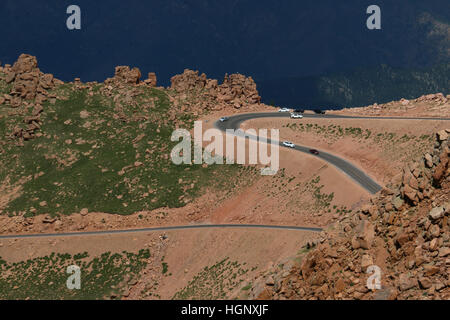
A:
[278, 108, 291, 113]
[290, 113, 303, 119]
[282, 141, 295, 148]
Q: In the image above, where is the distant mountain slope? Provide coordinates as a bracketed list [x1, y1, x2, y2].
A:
[0, 0, 448, 86]
[258, 63, 450, 109]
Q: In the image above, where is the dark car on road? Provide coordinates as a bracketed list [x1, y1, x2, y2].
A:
[309, 149, 319, 155]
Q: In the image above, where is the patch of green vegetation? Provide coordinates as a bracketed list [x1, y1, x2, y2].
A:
[298, 242, 316, 255]
[162, 259, 169, 275]
[0, 75, 12, 95]
[0, 84, 257, 216]
[294, 243, 316, 265]
[241, 283, 252, 291]
[173, 258, 250, 300]
[304, 175, 334, 209]
[0, 76, 13, 116]
[0, 249, 150, 300]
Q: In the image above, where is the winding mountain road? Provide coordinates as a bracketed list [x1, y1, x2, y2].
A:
[215, 112, 450, 194]
[1, 112, 448, 240]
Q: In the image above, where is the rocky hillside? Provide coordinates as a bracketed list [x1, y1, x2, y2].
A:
[244, 129, 449, 300]
[0, 54, 262, 220]
[0, 54, 265, 143]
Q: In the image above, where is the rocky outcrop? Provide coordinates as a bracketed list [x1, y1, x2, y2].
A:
[220, 73, 261, 105]
[170, 69, 209, 92]
[169, 69, 261, 112]
[145, 72, 157, 87]
[0, 54, 61, 105]
[0, 54, 63, 142]
[104, 66, 159, 90]
[246, 129, 450, 300]
[415, 93, 448, 104]
[105, 66, 142, 85]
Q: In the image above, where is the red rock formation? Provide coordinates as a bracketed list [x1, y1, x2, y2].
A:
[169, 69, 261, 111]
[2, 54, 60, 103]
[105, 66, 142, 85]
[145, 72, 157, 87]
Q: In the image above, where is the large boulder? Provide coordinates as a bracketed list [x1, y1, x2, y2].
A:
[432, 147, 449, 184]
[437, 130, 448, 142]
